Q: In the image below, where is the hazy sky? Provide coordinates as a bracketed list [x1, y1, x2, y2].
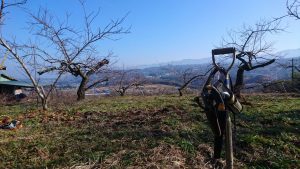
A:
[2, 0, 300, 67]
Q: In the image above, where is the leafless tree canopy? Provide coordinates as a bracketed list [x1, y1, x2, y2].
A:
[0, 0, 27, 25]
[0, 0, 129, 110]
[113, 69, 146, 96]
[176, 66, 212, 96]
[222, 19, 284, 97]
[0, 0, 57, 110]
[287, 0, 300, 19]
[29, 1, 130, 100]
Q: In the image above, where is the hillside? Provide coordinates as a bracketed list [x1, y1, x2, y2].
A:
[7, 48, 300, 89]
[0, 94, 299, 168]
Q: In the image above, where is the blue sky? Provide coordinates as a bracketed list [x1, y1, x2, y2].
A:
[2, 0, 300, 68]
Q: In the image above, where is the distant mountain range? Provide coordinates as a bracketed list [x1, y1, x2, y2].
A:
[2, 48, 300, 87]
[130, 58, 211, 69]
[130, 48, 300, 69]
[276, 48, 300, 58]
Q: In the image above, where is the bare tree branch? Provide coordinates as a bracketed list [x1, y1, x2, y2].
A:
[85, 78, 108, 91]
[28, 1, 130, 100]
[222, 19, 284, 97]
[113, 69, 146, 96]
[0, 0, 27, 24]
[287, 0, 300, 19]
[0, 38, 66, 110]
[177, 66, 213, 96]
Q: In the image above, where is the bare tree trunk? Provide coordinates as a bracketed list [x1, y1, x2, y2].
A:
[178, 89, 183, 96]
[77, 77, 88, 101]
[118, 88, 126, 96]
[41, 97, 48, 110]
[234, 59, 275, 98]
[234, 67, 245, 98]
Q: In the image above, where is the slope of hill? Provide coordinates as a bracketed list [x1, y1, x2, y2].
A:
[276, 48, 300, 58]
[10, 48, 300, 88]
[0, 94, 299, 168]
[130, 58, 211, 69]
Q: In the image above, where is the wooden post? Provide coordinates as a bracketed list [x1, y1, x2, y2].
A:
[225, 112, 233, 169]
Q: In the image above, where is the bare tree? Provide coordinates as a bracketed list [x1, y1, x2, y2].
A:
[1, 39, 72, 110]
[287, 0, 300, 19]
[0, 0, 60, 110]
[177, 67, 212, 96]
[161, 65, 213, 96]
[30, 1, 129, 100]
[222, 19, 284, 97]
[113, 69, 145, 96]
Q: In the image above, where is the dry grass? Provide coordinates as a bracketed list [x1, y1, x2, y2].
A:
[0, 94, 299, 168]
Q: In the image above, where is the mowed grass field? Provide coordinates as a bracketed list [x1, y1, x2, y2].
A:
[0, 94, 299, 168]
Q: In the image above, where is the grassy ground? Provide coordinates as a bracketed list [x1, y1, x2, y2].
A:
[0, 94, 299, 168]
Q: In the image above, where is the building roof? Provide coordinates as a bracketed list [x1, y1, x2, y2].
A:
[0, 74, 34, 88]
[0, 76, 10, 81]
[0, 80, 34, 88]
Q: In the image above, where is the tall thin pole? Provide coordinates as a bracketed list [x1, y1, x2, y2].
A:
[225, 112, 233, 169]
[34, 52, 39, 108]
[292, 58, 294, 82]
